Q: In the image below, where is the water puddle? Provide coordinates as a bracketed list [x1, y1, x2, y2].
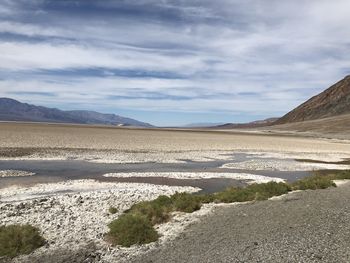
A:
[0, 153, 312, 194]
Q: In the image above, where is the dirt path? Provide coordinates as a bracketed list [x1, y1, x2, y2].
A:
[131, 182, 350, 263]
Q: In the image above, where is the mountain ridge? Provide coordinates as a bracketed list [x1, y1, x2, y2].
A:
[214, 117, 278, 129]
[0, 98, 153, 127]
[275, 75, 350, 124]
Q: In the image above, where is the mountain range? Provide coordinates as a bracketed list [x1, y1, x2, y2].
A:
[0, 98, 153, 127]
[1, 75, 349, 131]
[183, 122, 226, 128]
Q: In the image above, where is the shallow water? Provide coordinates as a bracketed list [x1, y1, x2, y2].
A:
[0, 153, 311, 194]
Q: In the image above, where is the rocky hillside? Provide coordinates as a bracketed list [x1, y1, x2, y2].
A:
[0, 98, 153, 127]
[215, 118, 278, 129]
[276, 76, 350, 124]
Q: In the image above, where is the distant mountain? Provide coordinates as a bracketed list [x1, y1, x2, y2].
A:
[184, 122, 226, 128]
[275, 76, 350, 125]
[0, 98, 153, 127]
[215, 118, 278, 129]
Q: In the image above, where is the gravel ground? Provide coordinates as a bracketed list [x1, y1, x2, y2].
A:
[131, 182, 350, 263]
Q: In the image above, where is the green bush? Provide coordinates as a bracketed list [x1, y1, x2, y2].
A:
[153, 195, 173, 207]
[196, 194, 215, 204]
[293, 170, 350, 191]
[292, 175, 336, 190]
[0, 224, 45, 258]
[107, 214, 159, 247]
[329, 170, 350, 180]
[247, 182, 292, 200]
[109, 206, 118, 214]
[214, 187, 254, 203]
[214, 182, 291, 203]
[171, 192, 202, 213]
[128, 195, 173, 225]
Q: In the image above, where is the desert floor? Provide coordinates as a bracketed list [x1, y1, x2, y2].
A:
[1, 122, 350, 262]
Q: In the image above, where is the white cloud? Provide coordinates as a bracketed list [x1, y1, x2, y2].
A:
[0, 41, 208, 74]
[0, 0, 349, 123]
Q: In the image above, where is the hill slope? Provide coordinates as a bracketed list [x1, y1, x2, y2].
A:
[266, 113, 350, 140]
[276, 76, 350, 124]
[214, 118, 278, 129]
[0, 98, 153, 127]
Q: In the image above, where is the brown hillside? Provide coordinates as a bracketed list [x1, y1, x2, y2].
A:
[215, 118, 278, 129]
[268, 113, 350, 140]
[275, 76, 350, 124]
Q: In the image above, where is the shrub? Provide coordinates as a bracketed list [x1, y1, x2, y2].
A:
[214, 187, 254, 203]
[214, 182, 291, 203]
[292, 175, 336, 190]
[128, 195, 173, 225]
[247, 182, 291, 200]
[0, 224, 45, 258]
[171, 192, 202, 213]
[329, 170, 350, 180]
[109, 206, 118, 214]
[107, 214, 159, 247]
[153, 195, 173, 207]
[196, 194, 215, 204]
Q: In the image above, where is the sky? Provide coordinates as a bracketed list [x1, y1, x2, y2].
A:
[0, 0, 349, 126]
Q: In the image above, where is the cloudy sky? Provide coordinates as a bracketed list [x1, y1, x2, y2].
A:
[0, 0, 349, 126]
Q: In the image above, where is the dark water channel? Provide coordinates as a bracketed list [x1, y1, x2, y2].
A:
[0, 153, 311, 194]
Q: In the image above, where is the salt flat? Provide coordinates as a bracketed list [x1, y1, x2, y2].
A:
[1, 122, 350, 153]
[1, 122, 350, 262]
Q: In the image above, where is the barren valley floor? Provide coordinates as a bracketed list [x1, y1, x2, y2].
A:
[1, 122, 350, 262]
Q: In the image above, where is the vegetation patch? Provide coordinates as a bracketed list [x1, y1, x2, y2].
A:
[291, 175, 335, 190]
[127, 195, 173, 225]
[214, 182, 291, 203]
[106, 214, 159, 247]
[171, 192, 202, 213]
[107, 170, 350, 247]
[0, 224, 45, 258]
[295, 158, 350, 165]
[327, 170, 350, 180]
[108, 206, 118, 214]
[292, 170, 350, 190]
